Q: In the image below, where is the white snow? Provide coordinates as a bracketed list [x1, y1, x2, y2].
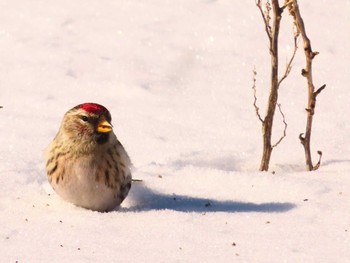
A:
[1, 0, 350, 262]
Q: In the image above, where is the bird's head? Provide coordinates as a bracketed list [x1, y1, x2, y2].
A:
[61, 103, 114, 145]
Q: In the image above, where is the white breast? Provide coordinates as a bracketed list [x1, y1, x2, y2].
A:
[51, 156, 126, 212]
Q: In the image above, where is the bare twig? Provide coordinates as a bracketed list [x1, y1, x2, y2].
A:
[132, 179, 143, 182]
[272, 103, 287, 148]
[281, 0, 293, 10]
[256, 0, 272, 40]
[278, 29, 299, 86]
[290, 0, 325, 171]
[312, 151, 322, 171]
[264, 1, 272, 35]
[258, 0, 283, 171]
[314, 84, 326, 98]
[252, 68, 264, 123]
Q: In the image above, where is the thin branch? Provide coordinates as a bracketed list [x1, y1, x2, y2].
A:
[132, 179, 143, 182]
[256, 0, 272, 41]
[258, 0, 283, 171]
[281, 0, 293, 10]
[312, 151, 322, 171]
[278, 29, 299, 86]
[264, 1, 272, 34]
[314, 84, 326, 98]
[252, 68, 264, 123]
[272, 103, 288, 148]
[290, 0, 325, 171]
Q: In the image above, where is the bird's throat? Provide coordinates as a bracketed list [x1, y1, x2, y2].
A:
[94, 133, 110, 144]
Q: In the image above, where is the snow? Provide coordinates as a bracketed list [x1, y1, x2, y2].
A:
[1, 0, 350, 262]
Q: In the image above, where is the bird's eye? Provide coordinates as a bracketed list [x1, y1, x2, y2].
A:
[80, 116, 89, 122]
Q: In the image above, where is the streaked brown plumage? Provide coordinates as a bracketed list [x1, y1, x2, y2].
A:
[45, 103, 132, 212]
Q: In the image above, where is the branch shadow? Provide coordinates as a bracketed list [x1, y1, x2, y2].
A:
[120, 184, 296, 213]
[322, 159, 350, 166]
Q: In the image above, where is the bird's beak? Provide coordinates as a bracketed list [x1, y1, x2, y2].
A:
[97, 116, 113, 133]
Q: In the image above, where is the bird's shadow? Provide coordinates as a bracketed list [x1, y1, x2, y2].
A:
[119, 183, 295, 213]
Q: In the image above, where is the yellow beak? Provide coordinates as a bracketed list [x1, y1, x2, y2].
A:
[97, 116, 113, 133]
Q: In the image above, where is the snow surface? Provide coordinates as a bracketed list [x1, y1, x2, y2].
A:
[1, 0, 350, 262]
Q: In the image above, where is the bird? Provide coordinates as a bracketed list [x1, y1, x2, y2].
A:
[45, 103, 132, 212]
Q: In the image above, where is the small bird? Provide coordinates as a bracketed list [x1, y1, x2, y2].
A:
[45, 103, 132, 212]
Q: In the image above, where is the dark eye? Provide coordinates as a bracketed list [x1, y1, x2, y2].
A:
[80, 116, 89, 122]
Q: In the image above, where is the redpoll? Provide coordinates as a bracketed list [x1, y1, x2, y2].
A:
[45, 103, 132, 212]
